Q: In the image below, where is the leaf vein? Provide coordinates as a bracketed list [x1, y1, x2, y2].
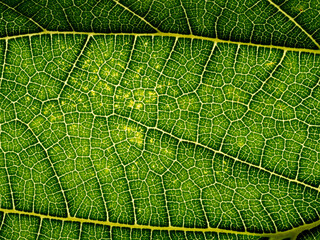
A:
[111, 113, 320, 193]
[266, 0, 320, 49]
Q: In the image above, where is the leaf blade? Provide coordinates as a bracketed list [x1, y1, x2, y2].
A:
[1, 0, 320, 239]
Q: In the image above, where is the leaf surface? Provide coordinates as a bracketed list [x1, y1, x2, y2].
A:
[0, 0, 320, 239]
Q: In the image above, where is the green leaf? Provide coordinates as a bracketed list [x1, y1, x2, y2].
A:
[0, 0, 320, 239]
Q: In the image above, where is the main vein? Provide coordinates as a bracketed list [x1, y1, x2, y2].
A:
[0, 31, 320, 55]
[1, 208, 320, 239]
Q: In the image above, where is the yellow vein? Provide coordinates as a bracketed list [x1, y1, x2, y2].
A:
[111, 0, 161, 33]
[24, 118, 71, 217]
[1, 208, 320, 239]
[35, 217, 43, 240]
[179, 0, 193, 35]
[0, 212, 5, 231]
[0, 39, 16, 210]
[0, 31, 320, 55]
[57, 35, 91, 98]
[113, 113, 320, 193]
[266, 0, 320, 49]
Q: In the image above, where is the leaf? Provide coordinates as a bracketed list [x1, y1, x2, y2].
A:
[0, 0, 320, 239]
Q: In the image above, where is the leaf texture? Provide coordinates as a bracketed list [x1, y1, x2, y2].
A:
[0, 0, 320, 239]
